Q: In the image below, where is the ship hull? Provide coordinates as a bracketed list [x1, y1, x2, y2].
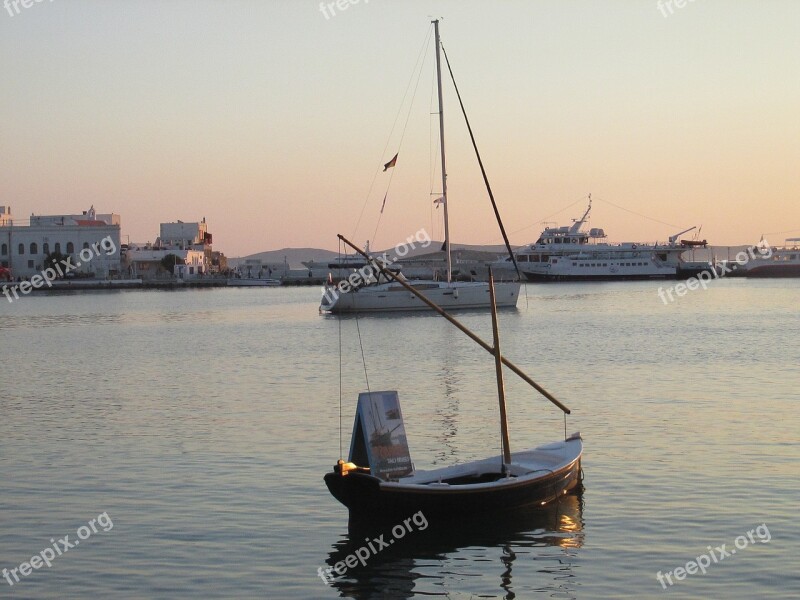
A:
[325, 440, 583, 519]
[321, 280, 520, 313]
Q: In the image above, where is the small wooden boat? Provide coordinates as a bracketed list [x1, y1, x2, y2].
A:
[324, 233, 583, 520]
[325, 437, 583, 519]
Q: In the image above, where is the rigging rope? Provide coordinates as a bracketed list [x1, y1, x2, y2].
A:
[351, 26, 433, 245]
[354, 312, 371, 395]
[762, 228, 800, 237]
[370, 28, 433, 247]
[440, 43, 521, 282]
[594, 195, 680, 229]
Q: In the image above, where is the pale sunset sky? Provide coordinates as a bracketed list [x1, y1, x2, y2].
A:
[2, 0, 799, 256]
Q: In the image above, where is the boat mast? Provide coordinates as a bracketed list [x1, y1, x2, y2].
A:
[433, 19, 452, 283]
[488, 270, 512, 467]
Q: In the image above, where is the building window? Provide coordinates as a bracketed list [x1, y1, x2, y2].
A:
[1, 243, 6, 256]
[30, 242, 38, 255]
[55, 242, 61, 254]
[66, 242, 75, 254]
[28, 260, 35, 268]
[83, 242, 90, 250]
[18, 243, 24, 255]
[43, 243, 49, 255]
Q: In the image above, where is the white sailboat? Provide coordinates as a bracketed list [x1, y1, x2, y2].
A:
[320, 20, 521, 313]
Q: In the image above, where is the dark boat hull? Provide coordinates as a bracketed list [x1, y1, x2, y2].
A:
[324, 457, 582, 519]
[745, 264, 800, 277]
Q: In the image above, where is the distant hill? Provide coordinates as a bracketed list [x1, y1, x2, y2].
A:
[229, 243, 516, 268]
[228, 248, 339, 268]
[228, 243, 754, 269]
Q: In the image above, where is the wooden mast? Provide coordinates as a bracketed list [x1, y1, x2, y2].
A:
[488, 269, 512, 466]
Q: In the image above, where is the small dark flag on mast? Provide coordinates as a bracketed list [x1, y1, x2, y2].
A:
[383, 153, 398, 171]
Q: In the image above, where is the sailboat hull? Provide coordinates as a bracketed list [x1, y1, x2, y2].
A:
[325, 438, 582, 519]
[320, 280, 520, 313]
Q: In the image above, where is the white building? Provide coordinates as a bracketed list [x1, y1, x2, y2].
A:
[0, 206, 121, 279]
[159, 219, 211, 247]
[124, 245, 207, 280]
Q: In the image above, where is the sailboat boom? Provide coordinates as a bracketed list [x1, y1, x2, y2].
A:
[336, 233, 571, 414]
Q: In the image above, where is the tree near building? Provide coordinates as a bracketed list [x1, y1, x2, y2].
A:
[43, 250, 69, 278]
[160, 253, 184, 274]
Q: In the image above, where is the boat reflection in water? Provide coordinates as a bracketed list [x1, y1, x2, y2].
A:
[324, 487, 585, 599]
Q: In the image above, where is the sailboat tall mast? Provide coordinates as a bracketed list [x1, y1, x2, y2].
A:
[433, 19, 452, 283]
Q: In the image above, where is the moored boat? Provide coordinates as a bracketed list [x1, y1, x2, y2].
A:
[320, 20, 520, 313]
[490, 198, 710, 282]
[739, 238, 800, 277]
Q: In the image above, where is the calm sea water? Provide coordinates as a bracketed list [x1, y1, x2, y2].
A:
[1, 280, 798, 599]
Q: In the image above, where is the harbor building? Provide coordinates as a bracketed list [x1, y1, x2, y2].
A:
[0, 205, 121, 278]
[123, 218, 216, 279]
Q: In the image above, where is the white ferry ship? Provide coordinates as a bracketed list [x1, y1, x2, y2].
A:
[493, 200, 708, 282]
